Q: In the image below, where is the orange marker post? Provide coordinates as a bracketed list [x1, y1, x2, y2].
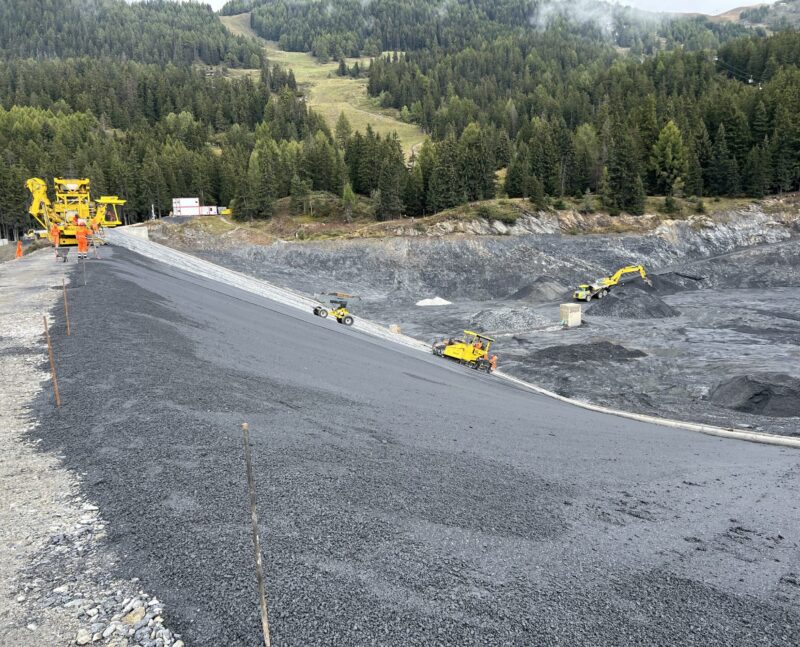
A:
[63, 278, 71, 336]
[43, 316, 61, 408]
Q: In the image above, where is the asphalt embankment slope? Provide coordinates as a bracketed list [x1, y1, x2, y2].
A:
[33, 246, 800, 646]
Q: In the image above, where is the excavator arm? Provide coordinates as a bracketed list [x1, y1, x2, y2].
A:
[26, 177, 53, 230]
[607, 265, 647, 286]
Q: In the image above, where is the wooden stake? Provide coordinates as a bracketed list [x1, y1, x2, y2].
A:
[43, 315, 61, 408]
[63, 278, 70, 336]
[242, 423, 272, 647]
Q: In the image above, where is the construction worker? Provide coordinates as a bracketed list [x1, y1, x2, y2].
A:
[49, 223, 60, 259]
[15, 239, 23, 259]
[90, 217, 102, 258]
[490, 355, 498, 372]
[75, 219, 90, 260]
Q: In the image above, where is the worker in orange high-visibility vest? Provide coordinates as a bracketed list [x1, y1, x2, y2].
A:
[15, 239, 23, 259]
[75, 220, 90, 260]
[50, 223, 61, 259]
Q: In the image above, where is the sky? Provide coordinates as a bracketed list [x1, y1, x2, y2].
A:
[194, 0, 771, 15]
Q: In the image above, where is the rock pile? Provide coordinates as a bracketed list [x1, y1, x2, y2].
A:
[534, 342, 647, 363]
[16, 498, 183, 647]
[586, 289, 680, 319]
[710, 373, 800, 418]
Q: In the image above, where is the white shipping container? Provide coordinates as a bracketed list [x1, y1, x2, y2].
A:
[173, 197, 200, 209]
[173, 206, 202, 217]
[199, 206, 218, 216]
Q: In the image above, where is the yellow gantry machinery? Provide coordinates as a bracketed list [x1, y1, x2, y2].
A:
[26, 177, 126, 246]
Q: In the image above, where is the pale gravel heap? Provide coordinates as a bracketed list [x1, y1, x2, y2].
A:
[0, 250, 183, 647]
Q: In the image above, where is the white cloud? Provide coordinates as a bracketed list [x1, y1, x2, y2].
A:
[614, 1, 775, 15]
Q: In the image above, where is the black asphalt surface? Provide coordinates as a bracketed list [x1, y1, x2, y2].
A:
[34, 247, 800, 645]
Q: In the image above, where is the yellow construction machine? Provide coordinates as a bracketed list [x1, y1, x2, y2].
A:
[433, 331, 497, 373]
[313, 292, 357, 326]
[573, 265, 651, 301]
[26, 177, 125, 246]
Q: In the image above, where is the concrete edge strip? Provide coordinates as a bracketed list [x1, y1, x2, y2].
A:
[109, 229, 800, 450]
[494, 372, 800, 449]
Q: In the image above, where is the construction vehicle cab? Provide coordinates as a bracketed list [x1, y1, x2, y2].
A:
[313, 292, 358, 326]
[573, 265, 650, 301]
[95, 196, 126, 228]
[433, 331, 496, 373]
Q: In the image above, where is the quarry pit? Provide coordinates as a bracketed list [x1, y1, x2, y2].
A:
[151, 200, 800, 437]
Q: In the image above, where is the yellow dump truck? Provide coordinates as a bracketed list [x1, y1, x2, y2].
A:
[573, 265, 650, 301]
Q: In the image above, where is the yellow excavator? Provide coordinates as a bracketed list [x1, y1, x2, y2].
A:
[573, 265, 651, 301]
[26, 177, 125, 246]
[433, 331, 497, 373]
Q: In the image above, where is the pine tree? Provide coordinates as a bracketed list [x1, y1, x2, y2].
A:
[744, 144, 770, 199]
[529, 117, 557, 195]
[572, 123, 601, 194]
[528, 175, 546, 210]
[458, 122, 495, 201]
[606, 130, 645, 215]
[504, 142, 530, 198]
[710, 124, 737, 196]
[651, 120, 687, 196]
[290, 173, 310, 215]
[377, 160, 403, 220]
[403, 163, 425, 217]
[684, 142, 704, 197]
[342, 181, 357, 222]
[752, 100, 769, 145]
[427, 135, 464, 213]
[335, 112, 352, 150]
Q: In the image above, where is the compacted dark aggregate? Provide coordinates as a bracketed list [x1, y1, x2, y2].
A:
[32, 247, 800, 646]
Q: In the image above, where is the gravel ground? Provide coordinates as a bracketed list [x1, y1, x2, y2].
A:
[29, 246, 800, 646]
[0, 250, 184, 647]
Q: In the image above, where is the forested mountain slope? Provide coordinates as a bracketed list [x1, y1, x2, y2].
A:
[224, 0, 756, 58]
[2, 0, 800, 241]
[741, 0, 800, 29]
[0, 0, 261, 66]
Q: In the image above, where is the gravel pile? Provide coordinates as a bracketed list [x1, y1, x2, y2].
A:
[710, 373, 800, 418]
[586, 289, 680, 319]
[469, 306, 550, 333]
[507, 276, 570, 303]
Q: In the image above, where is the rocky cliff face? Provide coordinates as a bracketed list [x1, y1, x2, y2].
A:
[154, 203, 799, 302]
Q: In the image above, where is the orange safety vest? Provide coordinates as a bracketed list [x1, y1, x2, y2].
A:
[50, 224, 60, 245]
[75, 225, 89, 252]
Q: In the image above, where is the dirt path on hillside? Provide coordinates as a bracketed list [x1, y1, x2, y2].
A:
[219, 12, 425, 157]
